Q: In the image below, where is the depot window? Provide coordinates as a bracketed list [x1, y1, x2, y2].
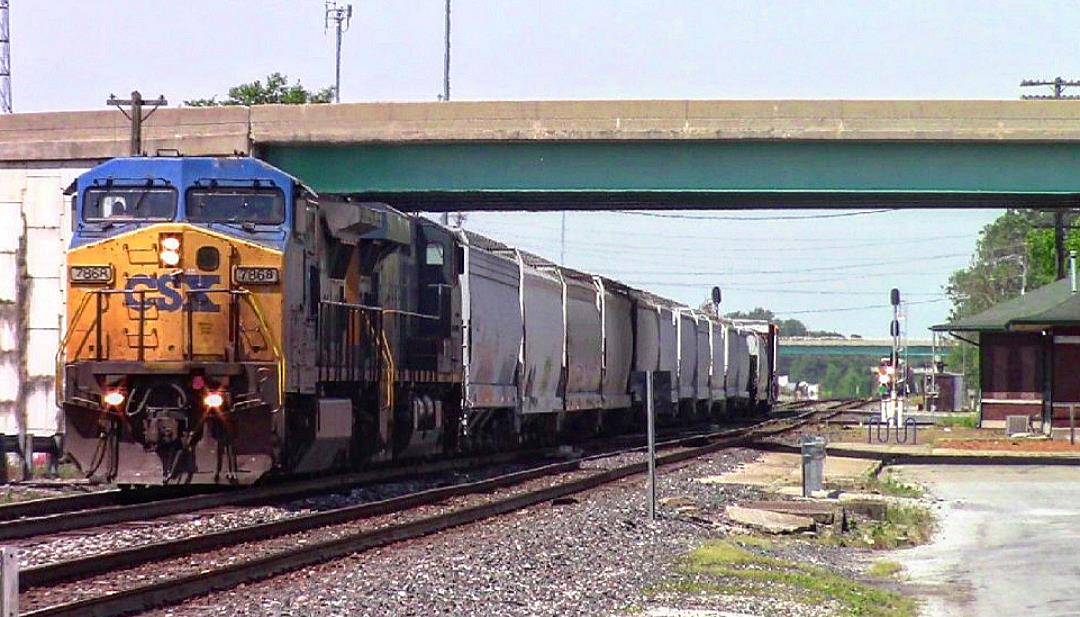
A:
[186, 188, 285, 225]
[83, 187, 177, 222]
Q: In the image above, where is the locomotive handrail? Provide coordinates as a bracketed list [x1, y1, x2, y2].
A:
[320, 299, 441, 321]
[180, 286, 287, 412]
[56, 286, 285, 413]
[238, 291, 285, 413]
[54, 293, 94, 407]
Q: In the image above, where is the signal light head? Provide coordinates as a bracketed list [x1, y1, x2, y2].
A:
[203, 392, 225, 409]
[103, 390, 125, 407]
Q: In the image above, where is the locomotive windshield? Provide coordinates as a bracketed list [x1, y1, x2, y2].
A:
[82, 187, 177, 222]
[186, 188, 285, 225]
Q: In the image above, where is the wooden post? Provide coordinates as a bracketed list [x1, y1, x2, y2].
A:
[0, 546, 17, 616]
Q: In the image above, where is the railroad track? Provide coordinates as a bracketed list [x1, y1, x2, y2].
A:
[0, 450, 543, 541]
[19, 400, 860, 617]
[0, 407, 820, 540]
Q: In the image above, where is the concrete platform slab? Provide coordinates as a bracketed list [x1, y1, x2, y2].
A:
[698, 451, 878, 491]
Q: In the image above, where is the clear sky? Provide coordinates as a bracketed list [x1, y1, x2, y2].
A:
[12, 0, 1077, 335]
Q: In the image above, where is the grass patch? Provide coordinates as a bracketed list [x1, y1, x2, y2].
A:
[665, 540, 916, 617]
[864, 469, 923, 498]
[868, 560, 904, 578]
[729, 534, 773, 550]
[937, 413, 978, 429]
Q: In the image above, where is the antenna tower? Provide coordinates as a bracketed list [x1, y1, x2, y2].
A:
[1, 0, 11, 113]
[325, 1, 353, 103]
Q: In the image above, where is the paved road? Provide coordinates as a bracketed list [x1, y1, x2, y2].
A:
[891, 465, 1080, 617]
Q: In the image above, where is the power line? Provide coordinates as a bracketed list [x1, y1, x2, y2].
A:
[612, 208, 897, 221]
[599, 252, 968, 276]
[777, 298, 949, 316]
[478, 228, 977, 255]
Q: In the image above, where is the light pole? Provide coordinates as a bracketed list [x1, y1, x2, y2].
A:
[442, 0, 451, 102]
[325, 2, 353, 103]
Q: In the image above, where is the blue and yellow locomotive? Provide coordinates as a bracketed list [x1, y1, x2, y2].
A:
[63, 155, 468, 486]
[61, 155, 777, 487]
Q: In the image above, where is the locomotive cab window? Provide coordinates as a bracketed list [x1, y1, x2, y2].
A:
[83, 187, 177, 222]
[186, 187, 285, 225]
[424, 243, 445, 266]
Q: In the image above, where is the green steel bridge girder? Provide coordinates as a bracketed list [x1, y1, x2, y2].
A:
[261, 140, 1080, 210]
[782, 345, 939, 358]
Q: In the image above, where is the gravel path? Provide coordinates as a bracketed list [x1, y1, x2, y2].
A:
[139, 448, 777, 617]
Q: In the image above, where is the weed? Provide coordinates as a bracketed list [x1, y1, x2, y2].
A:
[670, 540, 916, 617]
[842, 504, 936, 549]
[865, 469, 923, 498]
[938, 413, 978, 429]
[868, 560, 904, 578]
[729, 534, 773, 550]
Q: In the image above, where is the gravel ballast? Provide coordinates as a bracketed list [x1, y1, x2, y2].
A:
[137, 446, 879, 617]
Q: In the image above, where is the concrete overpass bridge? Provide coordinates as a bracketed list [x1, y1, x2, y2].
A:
[780, 337, 952, 360]
[0, 98, 1075, 440]
[6, 100, 1080, 210]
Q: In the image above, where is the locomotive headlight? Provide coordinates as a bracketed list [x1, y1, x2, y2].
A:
[69, 265, 113, 284]
[103, 390, 125, 407]
[159, 234, 182, 267]
[203, 392, 225, 409]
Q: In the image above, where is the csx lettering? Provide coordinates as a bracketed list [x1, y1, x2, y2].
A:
[124, 275, 221, 312]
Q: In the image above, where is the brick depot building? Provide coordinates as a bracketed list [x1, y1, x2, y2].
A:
[934, 277, 1080, 431]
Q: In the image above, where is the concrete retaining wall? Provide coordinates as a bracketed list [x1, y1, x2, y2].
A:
[0, 162, 93, 436]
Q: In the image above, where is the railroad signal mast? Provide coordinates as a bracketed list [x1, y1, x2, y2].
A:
[881, 288, 905, 424]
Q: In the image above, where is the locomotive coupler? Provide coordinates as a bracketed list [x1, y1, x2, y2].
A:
[143, 407, 188, 450]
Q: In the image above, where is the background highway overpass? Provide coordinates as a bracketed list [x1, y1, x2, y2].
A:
[0, 98, 1073, 438]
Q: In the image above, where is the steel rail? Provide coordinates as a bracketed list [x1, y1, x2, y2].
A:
[0, 491, 122, 523]
[0, 451, 528, 542]
[20, 405, 842, 589]
[22, 401, 857, 617]
[0, 405, 825, 539]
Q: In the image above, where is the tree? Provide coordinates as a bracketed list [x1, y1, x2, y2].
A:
[185, 73, 335, 107]
[943, 209, 1080, 386]
[724, 307, 776, 321]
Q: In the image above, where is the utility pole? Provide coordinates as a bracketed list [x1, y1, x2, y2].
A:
[442, 0, 451, 102]
[0, 0, 10, 113]
[325, 1, 353, 104]
[106, 91, 167, 156]
[1021, 77, 1080, 100]
[1021, 78, 1080, 278]
[440, 1, 453, 232]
